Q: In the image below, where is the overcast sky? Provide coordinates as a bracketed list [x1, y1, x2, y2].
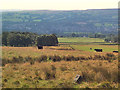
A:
[0, 0, 119, 10]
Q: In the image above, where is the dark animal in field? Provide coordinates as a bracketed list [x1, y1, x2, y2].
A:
[90, 48, 92, 50]
[113, 51, 118, 53]
[37, 45, 43, 49]
[94, 49, 102, 52]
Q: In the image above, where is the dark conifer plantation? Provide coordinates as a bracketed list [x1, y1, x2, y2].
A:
[2, 32, 58, 47]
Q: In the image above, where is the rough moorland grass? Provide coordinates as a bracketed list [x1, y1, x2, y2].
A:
[2, 45, 118, 88]
[2, 53, 117, 66]
[2, 60, 118, 88]
[2, 46, 117, 61]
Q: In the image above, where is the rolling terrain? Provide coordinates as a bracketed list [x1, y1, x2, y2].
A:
[2, 9, 118, 34]
[2, 37, 118, 88]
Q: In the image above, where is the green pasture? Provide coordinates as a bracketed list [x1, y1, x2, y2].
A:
[70, 45, 118, 52]
[58, 37, 105, 43]
[58, 37, 118, 52]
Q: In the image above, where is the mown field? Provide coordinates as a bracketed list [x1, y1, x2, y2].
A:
[2, 37, 118, 88]
[58, 37, 105, 43]
[58, 37, 118, 52]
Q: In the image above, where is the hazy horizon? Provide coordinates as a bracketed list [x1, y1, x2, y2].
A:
[0, 8, 118, 11]
[0, 0, 119, 10]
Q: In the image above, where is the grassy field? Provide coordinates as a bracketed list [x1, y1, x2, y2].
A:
[58, 37, 118, 52]
[58, 37, 105, 43]
[70, 45, 118, 52]
[2, 37, 118, 88]
[2, 45, 118, 60]
[2, 46, 97, 59]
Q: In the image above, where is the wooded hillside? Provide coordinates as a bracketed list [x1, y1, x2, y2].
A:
[2, 9, 118, 34]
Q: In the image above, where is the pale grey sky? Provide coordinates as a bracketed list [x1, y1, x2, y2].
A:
[0, 0, 119, 10]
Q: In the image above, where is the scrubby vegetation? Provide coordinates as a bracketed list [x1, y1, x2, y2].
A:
[2, 36, 118, 88]
[2, 53, 117, 67]
[2, 60, 118, 88]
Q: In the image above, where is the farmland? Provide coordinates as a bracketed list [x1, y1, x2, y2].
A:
[58, 37, 105, 43]
[58, 37, 118, 52]
[2, 37, 118, 88]
[2, 9, 118, 34]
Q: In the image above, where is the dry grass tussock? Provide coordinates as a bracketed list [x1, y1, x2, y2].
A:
[2, 60, 118, 88]
[2, 53, 117, 66]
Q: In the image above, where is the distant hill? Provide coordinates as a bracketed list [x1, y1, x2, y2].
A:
[2, 9, 118, 34]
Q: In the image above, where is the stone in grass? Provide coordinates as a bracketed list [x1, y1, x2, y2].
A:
[4, 79, 8, 82]
[13, 80, 20, 85]
[74, 75, 82, 84]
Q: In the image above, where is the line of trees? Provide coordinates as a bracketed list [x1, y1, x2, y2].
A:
[2, 31, 118, 46]
[89, 33, 118, 43]
[2, 32, 58, 47]
[104, 34, 118, 43]
[70, 33, 118, 43]
[37, 34, 58, 46]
